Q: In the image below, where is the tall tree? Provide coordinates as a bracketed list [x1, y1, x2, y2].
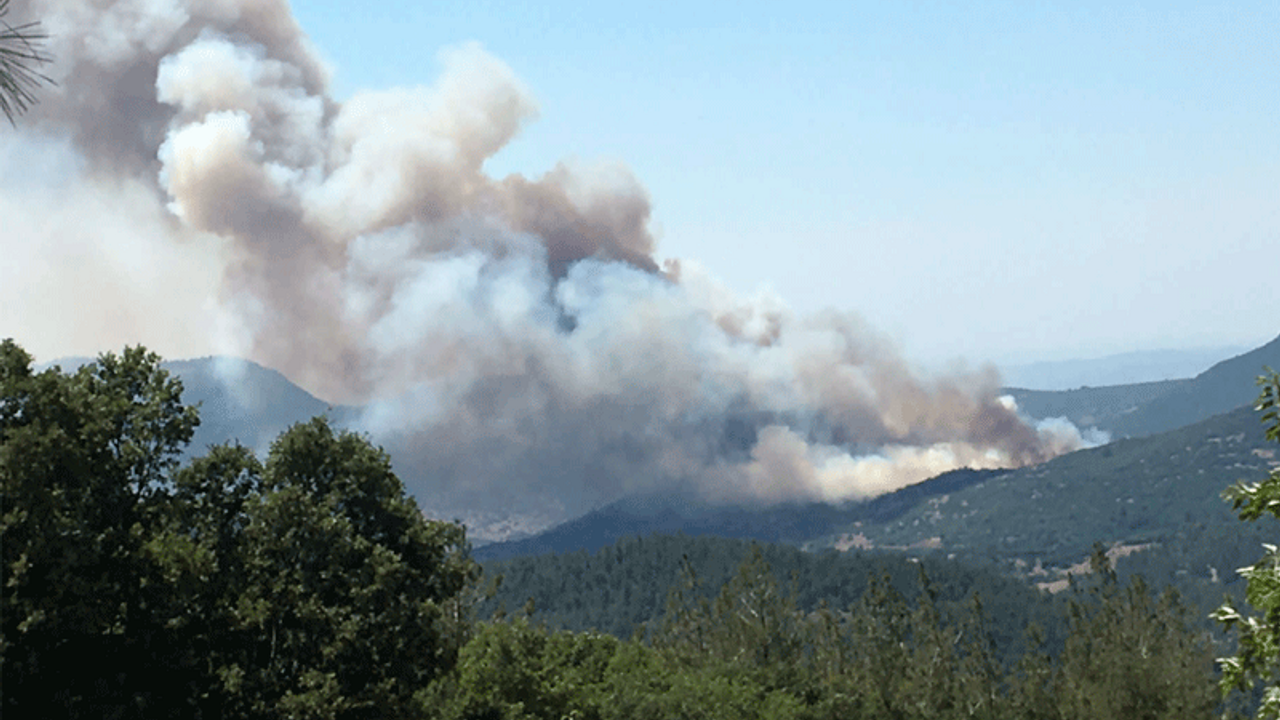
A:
[2, 341, 476, 719]
[1, 341, 200, 717]
[208, 418, 477, 719]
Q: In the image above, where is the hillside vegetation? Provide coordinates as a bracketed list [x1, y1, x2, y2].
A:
[1007, 379, 1188, 433]
[475, 468, 1001, 562]
[814, 404, 1276, 567]
[480, 533, 1067, 661]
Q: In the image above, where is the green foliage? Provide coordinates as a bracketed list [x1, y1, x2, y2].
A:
[1215, 370, 1280, 718]
[482, 533, 1067, 662]
[2, 342, 200, 716]
[1, 340, 474, 719]
[448, 543, 1220, 720]
[652, 545, 807, 695]
[1056, 551, 1218, 720]
[427, 618, 621, 719]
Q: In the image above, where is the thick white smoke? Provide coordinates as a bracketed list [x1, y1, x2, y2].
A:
[3, 0, 1098, 528]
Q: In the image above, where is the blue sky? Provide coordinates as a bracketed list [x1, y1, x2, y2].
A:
[294, 1, 1278, 366]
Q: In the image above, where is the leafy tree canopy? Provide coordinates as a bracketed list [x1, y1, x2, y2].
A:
[1, 339, 475, 719]
[1216, 369, 1280, 718]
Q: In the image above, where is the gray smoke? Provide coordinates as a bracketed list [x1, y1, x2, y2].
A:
[3, 0, 1099, 526]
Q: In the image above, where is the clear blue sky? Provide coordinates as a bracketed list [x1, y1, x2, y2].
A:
[292, 1, 1279, 366]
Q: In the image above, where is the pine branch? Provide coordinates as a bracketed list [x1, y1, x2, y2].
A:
[0, 0, 54, 125]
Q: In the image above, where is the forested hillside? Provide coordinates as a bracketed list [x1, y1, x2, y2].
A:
[450, 544, 1226, 720]
[476, 468, 1001, 561]
[1006, 379, 1188, 433]
[814, 403, 1277, 568]
[480, 533, 1067, 660]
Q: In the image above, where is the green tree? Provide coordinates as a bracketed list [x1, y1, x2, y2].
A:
[1, 341, 200, 717]
[211, 418, 476, 719]
[0, 0, 51, 123]
[1215, 370, 1280, 718]
[1056, 549, 1217, 720]
[1, 340, 475, 719]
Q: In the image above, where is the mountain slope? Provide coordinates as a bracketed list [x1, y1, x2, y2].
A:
[1000, 345, 1247, 390]
[475, 468, 1002, 561]
[1005, 333, 1280, 438]
[164, 357, 346, 455]
[44, 354, 345, 456]
[1006, 379, 1188, 433]
[1108, 334, 1280, 437]
[813, 403, 1277, 567]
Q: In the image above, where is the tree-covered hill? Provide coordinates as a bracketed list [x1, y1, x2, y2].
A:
[1108, 333, 1280, 437]
[1006, 378, 1188, 433]
[812, 402, 1278, 572]
[479, 533, 1067, 661]
[475, 468, 1001, 561]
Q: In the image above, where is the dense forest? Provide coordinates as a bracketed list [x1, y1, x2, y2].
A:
[2, 340, 1275, 719]
[479, 533, 1070, 662]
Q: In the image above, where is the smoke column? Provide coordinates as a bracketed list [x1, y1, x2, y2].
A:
[2, 0, 1099, 529]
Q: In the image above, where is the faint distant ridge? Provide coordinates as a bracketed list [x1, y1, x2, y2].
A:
[1006, 379, 1190, 434]
[1107, 334, 1280, 438]
[163, 357, 352, 455]
[42, 354, 351, 455]
[1005, 334, 1280, 439]
[1000, 344, 1249, 390]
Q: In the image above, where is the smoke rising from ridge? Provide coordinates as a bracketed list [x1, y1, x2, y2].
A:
[3, 0, 1099, 523]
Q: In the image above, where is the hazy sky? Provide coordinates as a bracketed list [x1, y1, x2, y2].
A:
[290, 0, 1278, 366]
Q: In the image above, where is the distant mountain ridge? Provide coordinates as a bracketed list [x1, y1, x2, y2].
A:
[163, 357, 355, 456]
[1006, 334, 1280, 439]
[38, 354, 348, 455]
[474, 468, 1002, 561]
[1108, 334, 1280, 437]
[1000, 344, 1250, 390]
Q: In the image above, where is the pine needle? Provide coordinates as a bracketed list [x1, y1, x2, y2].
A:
[0, 0, 54, 125]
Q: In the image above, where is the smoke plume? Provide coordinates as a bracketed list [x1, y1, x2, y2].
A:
[3, 0, 1098, 527]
